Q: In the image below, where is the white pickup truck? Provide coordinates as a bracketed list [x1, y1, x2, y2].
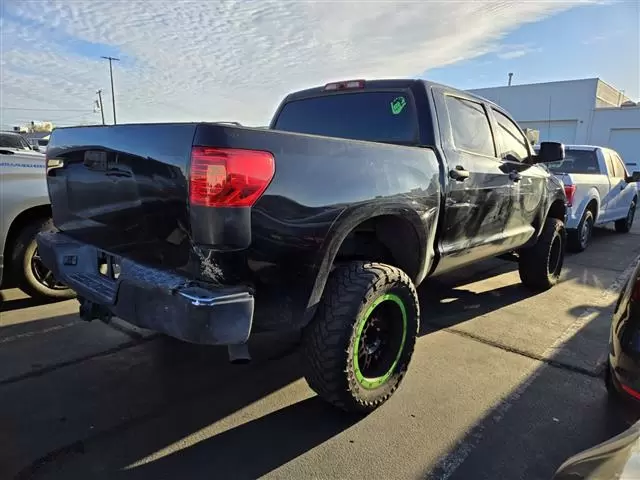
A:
[540, 145, 640, 252]
[0, 131, 75, 299]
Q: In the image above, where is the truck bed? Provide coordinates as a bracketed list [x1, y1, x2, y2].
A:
[43, 121, 441, 291]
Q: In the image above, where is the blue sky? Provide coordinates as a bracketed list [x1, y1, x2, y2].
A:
[428, 1, 639, 98]
[1, 1, 637, 129]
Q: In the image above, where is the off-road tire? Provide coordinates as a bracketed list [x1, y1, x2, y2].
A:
[302, 261, 419, 413]
[567, 209, 594, 252]
[518, 218, 566, 291]
[615, 199, 636, 233]
[10, 219, 76, 300]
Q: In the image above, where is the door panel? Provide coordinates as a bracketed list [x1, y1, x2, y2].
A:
[611, 152, 634, 219]
[491, 108, 543, 245]
[431, 89, 513, 274]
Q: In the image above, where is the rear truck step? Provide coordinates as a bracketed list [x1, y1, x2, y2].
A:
[36, 231, 255, 348]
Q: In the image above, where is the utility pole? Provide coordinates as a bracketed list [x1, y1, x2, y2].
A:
[508, 72, 514, 86]
[96, 89, 105, 125]
[100, 56, 120, 124]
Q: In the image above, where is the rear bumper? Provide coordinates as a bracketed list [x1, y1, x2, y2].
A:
[36, 231, 254, 346]
[564, 206, 581, 230]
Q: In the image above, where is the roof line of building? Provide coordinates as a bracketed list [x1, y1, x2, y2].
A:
[470, 77, 600, 90]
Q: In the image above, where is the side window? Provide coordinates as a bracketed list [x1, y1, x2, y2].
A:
[445, 96, 495, 157]
[611, 153, 627, 178]
[604, 151, 616, 176]
[492, 109, 529, 162]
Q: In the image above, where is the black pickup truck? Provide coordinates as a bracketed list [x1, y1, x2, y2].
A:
[38, 79, 567, 413]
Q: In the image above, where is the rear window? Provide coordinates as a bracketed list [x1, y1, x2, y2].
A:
[0, 133, 30, 150]
[273, 91, 418, 144]
[545, 149, 600, 174]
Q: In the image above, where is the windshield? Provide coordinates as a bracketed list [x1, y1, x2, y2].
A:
[544, 149, 600, 174]
[0, 133, 31, 150]
[273, 91, 418, 144]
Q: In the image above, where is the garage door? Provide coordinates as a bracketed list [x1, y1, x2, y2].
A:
[518, 121, 578, 144]
[608, 128, 640, 172]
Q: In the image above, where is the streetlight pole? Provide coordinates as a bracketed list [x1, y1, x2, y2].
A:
[96, 89, 105, 125]
[100, 56, 120, 124]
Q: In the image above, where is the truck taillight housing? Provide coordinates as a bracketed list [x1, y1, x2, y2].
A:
[189, 147, 275, 208]
[564, 185, 576, 207]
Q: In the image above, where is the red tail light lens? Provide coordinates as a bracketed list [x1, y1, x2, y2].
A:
[564, 185, 576, 207]
[189, 147, 275, 208]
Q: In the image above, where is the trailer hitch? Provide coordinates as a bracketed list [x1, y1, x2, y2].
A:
[78, 297, 113, 323]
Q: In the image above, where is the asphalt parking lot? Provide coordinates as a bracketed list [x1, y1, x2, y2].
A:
[2, 218, 640, 480]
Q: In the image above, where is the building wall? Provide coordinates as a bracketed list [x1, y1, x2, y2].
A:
[590, 106, 640, 171]
[469, 79, 598, 145]
[468, 79, 639, 168]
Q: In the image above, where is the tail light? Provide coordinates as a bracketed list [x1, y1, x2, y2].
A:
[323, 80, 365, 91]
[564, 185, 576, 207]
[189, 147, 275, 208]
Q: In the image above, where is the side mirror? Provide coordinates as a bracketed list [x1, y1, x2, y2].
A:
[536, 141, 565, 163]
[31, 145, 40, 151]
[626, 171, 640, 183]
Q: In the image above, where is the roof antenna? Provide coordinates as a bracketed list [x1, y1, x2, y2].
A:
[508, 73, 514, 86]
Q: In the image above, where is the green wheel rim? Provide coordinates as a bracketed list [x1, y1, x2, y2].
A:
[353, 293, 408, 390]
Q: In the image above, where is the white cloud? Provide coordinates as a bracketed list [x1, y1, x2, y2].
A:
[496, 44, 543, 60]
[1, 1, 595, 128]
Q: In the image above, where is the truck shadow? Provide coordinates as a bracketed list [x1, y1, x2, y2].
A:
[8, 254, 629, 479]
[423, 300, 638, 480]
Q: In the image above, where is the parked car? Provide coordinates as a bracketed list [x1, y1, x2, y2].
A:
[37, 79, 568, 413]
[606, 256, 640, 404]
[0, 137, 75, 300]
[535, 145, 640, 252]
[553, 420, 640, 479]
[0, 131, 38, 152]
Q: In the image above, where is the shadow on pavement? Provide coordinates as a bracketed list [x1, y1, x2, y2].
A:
[0, 293, 60, 313]
[423, 301, 638, 480]
[116, 396, 357, 480]
[7, 235, 634, 479]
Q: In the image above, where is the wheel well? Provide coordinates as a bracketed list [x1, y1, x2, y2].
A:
[547, 199, 566, 222]
[3, 205, 51, 263]
[333, 215, 421, 281]
[585, 199, 598, 220]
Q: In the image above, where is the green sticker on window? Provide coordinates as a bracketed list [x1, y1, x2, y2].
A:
[390, 96, 407, 115]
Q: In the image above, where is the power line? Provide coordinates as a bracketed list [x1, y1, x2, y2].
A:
[101, 56, 120, 124]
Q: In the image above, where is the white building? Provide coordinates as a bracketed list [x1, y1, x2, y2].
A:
[469, 78, 640, 171]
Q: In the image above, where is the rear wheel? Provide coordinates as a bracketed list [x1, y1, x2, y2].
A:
[302, 261, 419, 413]
[10, 219, 76, 300]
[615, 199, 636, 233]
[518, 218, 566, 291]
[567, 209, 594, 252]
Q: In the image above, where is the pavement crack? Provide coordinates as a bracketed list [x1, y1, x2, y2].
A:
[442, 328, 603, 378]
[0, 335, 160, 387]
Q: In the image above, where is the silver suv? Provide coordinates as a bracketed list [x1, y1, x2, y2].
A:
[0, 132, 75, 299]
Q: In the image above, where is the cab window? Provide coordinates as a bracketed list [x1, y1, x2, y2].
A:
[492, 109, 529, 162]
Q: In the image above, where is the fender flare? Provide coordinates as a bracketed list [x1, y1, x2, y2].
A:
[301, 201, 439, 325]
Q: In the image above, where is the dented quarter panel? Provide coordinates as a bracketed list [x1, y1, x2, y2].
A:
[193, 123, 442, 327]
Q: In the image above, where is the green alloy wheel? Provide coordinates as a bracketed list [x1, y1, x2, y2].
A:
[303, 261, 420, 413]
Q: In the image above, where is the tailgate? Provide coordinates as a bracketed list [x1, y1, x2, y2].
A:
[46, 124, 195, 260]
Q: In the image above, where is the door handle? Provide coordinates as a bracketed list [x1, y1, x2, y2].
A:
[449, 166, 469, 181]
[509, 171, 523, 182]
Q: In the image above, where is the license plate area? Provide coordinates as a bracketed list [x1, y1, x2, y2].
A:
[97, 251, 121, 281]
